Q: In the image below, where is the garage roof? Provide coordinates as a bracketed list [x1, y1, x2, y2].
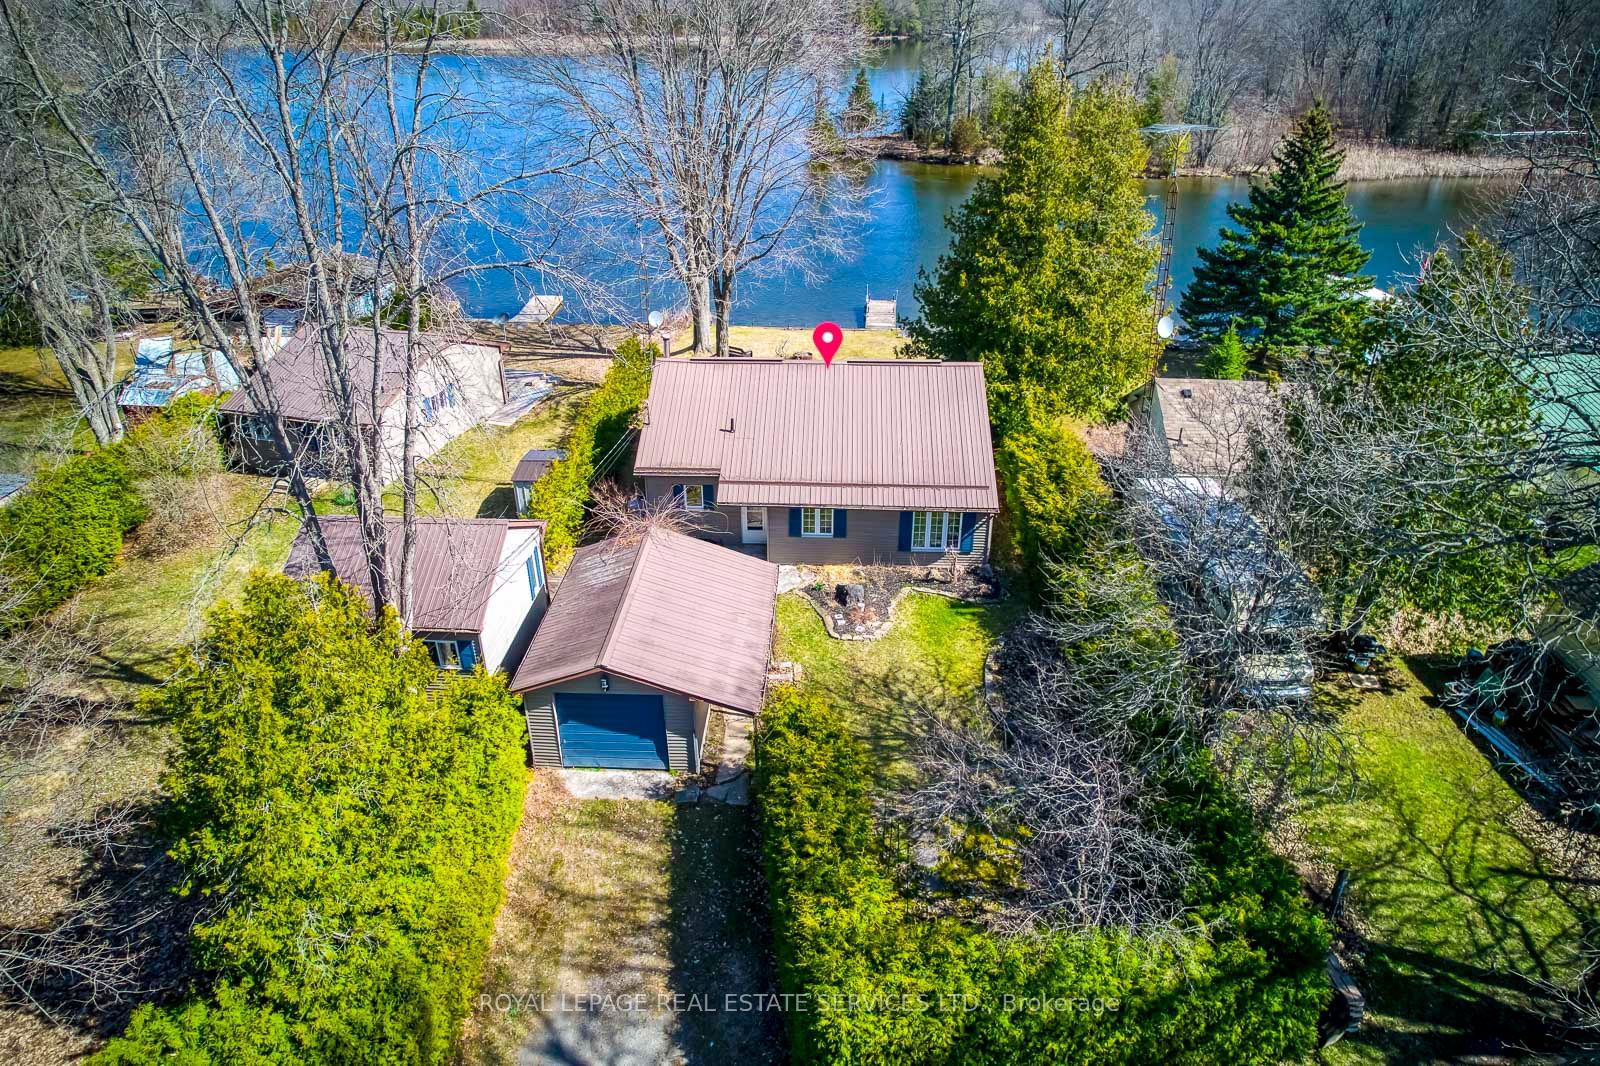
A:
[511, 528, 778, 713]
[633, 359, 1000, 512]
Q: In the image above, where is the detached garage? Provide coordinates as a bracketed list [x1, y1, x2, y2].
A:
[511, 527, 779, 773]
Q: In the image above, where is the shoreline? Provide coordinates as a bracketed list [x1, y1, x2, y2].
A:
[852, 133, 1524, 183]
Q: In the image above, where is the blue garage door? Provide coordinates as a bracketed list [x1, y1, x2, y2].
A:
[555, 692, 669, 770]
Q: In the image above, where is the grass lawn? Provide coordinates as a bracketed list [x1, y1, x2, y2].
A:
[379, 391, 583, 519]
[773, 591, 1019, 783]
[460, 775, 778, 1065]
[72, 473, 303, 696]
[1297, 662, 1592, 1064]
[726, 325, 905, 360]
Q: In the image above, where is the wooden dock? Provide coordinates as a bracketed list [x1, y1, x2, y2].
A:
[511, 293, 563, 324]
[864, 295, 897, 330]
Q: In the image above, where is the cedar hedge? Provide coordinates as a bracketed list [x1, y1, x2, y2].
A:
[96, 573, 527, 1064]
[992, 405, 1109, 601]
[0, 392, 224, 624]
[526, 337, 655, 567]
[753, 691, 1327, 1064]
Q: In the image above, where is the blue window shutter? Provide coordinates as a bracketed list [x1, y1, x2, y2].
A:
[671, 483, 684, 506]
[459, 640, 477, 671]
[832, 509, 847, 538]
[704, 482, 716, 506]
[525, 556, 538, 597]
[959, 512, 978, 553]
[533, 543, 546, 593]
[898, 511, 913, 551]
[788, 508, 802, 536]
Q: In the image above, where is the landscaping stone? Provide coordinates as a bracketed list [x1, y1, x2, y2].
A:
[675, 785, 701, 805]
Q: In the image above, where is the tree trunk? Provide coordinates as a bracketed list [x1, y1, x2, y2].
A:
[712, 272, 734, 357]
[690, 274, 713, 355]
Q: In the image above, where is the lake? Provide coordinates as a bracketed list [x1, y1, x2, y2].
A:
[674, 169, 1506, 329]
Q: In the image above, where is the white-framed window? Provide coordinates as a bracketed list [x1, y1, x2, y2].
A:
[682, 484, 705, 510]
[525, 549, 545, 598]
[911, 511, 962, 551]
[425, 638, 461, 670]
[801, 507, 834, 537]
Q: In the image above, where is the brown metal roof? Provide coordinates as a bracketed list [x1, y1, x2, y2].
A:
[284, 515, 543, 633]
[633, 359, 1000, 512]
[220, 326, 500, 425]
[512, 448, 567, 483]
[510, 528, 778, 713]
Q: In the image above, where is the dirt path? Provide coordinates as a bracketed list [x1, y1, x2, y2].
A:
[460, 773, 782, 1065]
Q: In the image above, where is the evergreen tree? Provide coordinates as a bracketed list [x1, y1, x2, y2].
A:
[1201, 321, 1248, 379]
[843, 68, 877, 133]
[1179, 103, 1371, 355]
[908, 59, 1157, 429]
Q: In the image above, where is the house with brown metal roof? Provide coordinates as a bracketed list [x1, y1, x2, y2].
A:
[512, 527, 778, 772]
[632, 359, 1000, 566]
[219, 326, 507, 482]
[284, 515, 549, 674]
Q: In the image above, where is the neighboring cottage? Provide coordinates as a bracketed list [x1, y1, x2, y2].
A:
[511, 448, 566, 514]
[1127, 377, 1272, 478]
[219, 327, 506, 482]
[1540, 564, 1600, 705]
[119, 337, 242, 423]
[512, 528, 778, 772]
[632, 359, 1000, 565]
[284, 515, 549, 674]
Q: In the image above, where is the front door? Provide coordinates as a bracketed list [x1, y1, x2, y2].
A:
[741, 507, 767, 545]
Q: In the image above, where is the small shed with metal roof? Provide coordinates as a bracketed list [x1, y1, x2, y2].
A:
[512, 527, 778, 772]
[511, 448, 567, 514]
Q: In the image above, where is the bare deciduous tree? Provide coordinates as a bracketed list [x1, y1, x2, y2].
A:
[523, 0, 867, 356]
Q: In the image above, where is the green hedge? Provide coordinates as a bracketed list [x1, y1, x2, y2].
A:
[96, 573, 527, 1065]
[993, 406, 1108, 600]
[753, 688, 1328, 1065]
[0, 447, 146, 622]
[0, 392, 225, 624]
[526, 337, 655, 567]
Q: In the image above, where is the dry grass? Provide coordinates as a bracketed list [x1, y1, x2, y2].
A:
[726, 325, 905, 360]
[460, 775, 780, 1064]
[1179, 114, 1523, 181]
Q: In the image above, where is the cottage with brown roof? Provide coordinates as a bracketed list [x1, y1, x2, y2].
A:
[1127, 377, 1273, 478]
[512, 528, 778, 772]
[284, 515, 549, 674]
[220, 327, 506, 482]
[633, 359, 1000, 565]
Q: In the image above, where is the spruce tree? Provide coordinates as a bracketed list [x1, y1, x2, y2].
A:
[908, 59, 1157, 428]
[843, 69, 877, 133]
[1201, 321, 1248, 379]
[1179, 103, 1371, 354]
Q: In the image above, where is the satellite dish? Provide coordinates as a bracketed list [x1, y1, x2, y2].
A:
[647, 310, 665, 329]
[1156, 315, 1175, 340]
[492, 313, 509, 327]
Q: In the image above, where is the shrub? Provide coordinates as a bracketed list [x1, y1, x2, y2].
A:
[993, 407, 1109, 599]
[949, 114, 984, 159]
[95, 573, 527, 1064]
[527, 337, 655, 566]
[754, 688, 1328, 1065]
[1200, 323, 1249, 380]
[0, 448, 146, 622]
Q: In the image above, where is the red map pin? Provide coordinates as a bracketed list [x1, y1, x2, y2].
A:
[812, 322, 843, 366]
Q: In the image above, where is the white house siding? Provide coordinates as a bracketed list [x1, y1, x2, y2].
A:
[522, 672, 698, 773]
[479, 528, 550, 673]
[373, 342, 505, 481]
